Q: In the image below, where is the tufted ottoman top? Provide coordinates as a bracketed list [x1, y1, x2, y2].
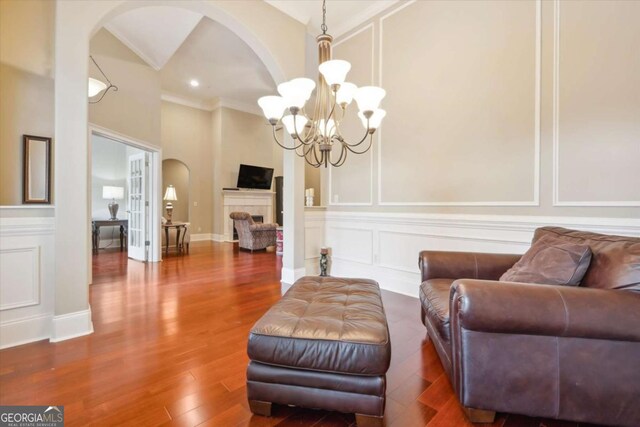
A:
[248, 276, 391, 376]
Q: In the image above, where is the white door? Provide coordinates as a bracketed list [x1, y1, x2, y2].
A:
[128, 152, 148, 261]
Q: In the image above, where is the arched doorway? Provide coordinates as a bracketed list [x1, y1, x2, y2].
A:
[52, 0, 306, 341]
[162, 159, 190, 223]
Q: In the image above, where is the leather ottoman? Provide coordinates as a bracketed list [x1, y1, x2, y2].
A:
[246, 276, 391, 426]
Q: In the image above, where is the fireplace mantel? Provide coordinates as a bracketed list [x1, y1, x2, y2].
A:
[223, 190, 275, 242]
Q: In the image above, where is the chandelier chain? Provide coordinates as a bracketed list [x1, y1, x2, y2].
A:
[321, 0, 328, 34]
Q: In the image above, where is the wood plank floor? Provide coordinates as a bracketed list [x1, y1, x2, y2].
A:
[0, 242, 603, 426]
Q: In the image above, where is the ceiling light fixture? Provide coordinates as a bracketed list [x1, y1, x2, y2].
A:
[257, 0, 386, 168]
[88, 55, 118, 104]
[190, 79, 200, 87]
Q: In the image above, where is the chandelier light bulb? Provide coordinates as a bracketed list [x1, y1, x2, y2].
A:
[319, 59, 351, 87]
[282, 115, 309, 136]
[358, 109, 386, 130]
[335, 82, 357, 106]
[277, 78, 316, 109]
[258, 96, 287, 122]
[354, 86, 386, 113]
[318, 119, 336, 137]
[88, 78, 107, 97]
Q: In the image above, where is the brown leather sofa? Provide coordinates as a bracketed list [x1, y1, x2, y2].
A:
[419, 227, 640, 426]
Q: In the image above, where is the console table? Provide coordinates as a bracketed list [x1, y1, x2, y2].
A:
[92, 219, 128, 253]
[162, 221, 188, 257]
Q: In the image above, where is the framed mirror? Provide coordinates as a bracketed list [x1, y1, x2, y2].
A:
[23, 135, 52, 204]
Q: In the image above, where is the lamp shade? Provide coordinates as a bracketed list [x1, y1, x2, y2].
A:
[277, 78, 316, 109]
[89, 78, 107, 97]
[102, 186, 124, 200]
[354, 86, 386, 112]
[358, 109, 386, 130]
[258, 96, 286, 121]
[282, 115, 308, 136]
[163, 185, 178, 201]
[319, 60, 351, 87]
[335, 82, 357, 106]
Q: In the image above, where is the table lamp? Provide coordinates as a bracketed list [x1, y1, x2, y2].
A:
[102, 186, 124, 220]
[163, 185, 178, 224]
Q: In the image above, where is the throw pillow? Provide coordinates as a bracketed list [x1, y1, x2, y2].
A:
[500, 235, 592, 286]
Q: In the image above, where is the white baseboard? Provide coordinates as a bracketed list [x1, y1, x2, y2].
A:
[190, 233, 212, 242]
[212, 234, 226, 242]
[50, 306, 94, 342]
[281, 267, 307, 286]
[0, 313, 52, 349]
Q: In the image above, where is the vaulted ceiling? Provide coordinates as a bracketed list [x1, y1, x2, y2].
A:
[101, 1, 396, 110]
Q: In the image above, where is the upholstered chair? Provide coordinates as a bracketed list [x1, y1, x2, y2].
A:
[229, 212, 277, 252]
[161, 217, 191, 254]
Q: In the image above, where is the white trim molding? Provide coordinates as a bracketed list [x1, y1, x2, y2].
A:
[329, 23, 375, 207]
[319, 211, 640, 298]
[50, 306, 94, 343]
[551, 0, 640, 207]
[377, 0, 541, 206]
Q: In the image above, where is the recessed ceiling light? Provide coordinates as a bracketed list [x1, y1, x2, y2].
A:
[190, 79, 199, 87]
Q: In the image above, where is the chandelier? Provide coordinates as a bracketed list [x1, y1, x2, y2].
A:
[257, 0, 386, 168]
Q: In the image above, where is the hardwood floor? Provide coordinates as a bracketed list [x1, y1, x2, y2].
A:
[0, 242, 601, 426]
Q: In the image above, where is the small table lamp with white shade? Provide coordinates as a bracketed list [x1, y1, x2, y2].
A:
[163, 185, 178, 224]
[102, 186, 124, 220]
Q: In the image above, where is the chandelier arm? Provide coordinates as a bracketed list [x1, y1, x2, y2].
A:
[329, 143, 347, 167]
[336, 145, 349, 167]
[344, 133, 374, 155]
[304, 144, 322, 168]
[341, 128, 373, 148]
[292, 114, 315, 145]
[88, 84, 118, 104]
[272, 126, 305, 151]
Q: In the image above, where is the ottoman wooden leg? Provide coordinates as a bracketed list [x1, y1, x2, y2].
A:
[462, 407, 496, 423]
[355, 414, 383, 427]
[249, 400, 272, 417]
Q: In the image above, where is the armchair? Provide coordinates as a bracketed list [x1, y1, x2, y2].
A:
[419, 227, 640, 426]
[229, 212, 277, 252]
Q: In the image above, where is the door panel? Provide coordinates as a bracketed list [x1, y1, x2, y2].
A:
[128, 152, 148, 261]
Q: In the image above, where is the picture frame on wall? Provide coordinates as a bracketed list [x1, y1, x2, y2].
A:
[22, 134, 52, 204]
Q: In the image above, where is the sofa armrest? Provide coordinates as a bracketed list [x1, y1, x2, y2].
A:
[418, 251, 520, 283]
[451, 279, 640, 342]
[249, 223, 278, 232]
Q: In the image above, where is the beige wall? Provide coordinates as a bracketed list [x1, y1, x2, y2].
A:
[161, 101, 213, 233]
[89, 29, 161, 145]
[328, 0, 640, 218]
[0, 63, 54, 205]
[0, 0, 55, 206]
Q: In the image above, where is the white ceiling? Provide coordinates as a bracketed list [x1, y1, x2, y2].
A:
[160, 19, 275, 110]
[105, 7, 203, 71]
[265, 0, 399, 37]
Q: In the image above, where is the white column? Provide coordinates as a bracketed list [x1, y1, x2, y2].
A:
[282, 134, 306, 288]
[51, 2, 93, 340]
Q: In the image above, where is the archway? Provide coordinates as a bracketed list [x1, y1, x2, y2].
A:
[162, 159, 190, 223]
[52, 0, 306, 342]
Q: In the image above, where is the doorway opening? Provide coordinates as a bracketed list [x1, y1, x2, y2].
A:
[90, 125, 162, 271]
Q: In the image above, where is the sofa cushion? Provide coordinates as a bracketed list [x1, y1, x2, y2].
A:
[419, 279, 455, 342]
[534, 227, 640, 292]
[500, 235, 592, 286]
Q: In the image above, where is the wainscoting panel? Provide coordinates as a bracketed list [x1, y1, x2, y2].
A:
[0, 217, 55, 349]
[304, 210, 326, 275]
[319, 211, 640, 297]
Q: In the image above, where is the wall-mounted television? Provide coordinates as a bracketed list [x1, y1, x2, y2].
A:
[236, 164, 274, 190]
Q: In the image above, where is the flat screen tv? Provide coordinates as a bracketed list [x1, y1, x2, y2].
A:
[236, 164, 274, 190]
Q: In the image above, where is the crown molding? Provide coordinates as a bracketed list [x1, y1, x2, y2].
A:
[211, 97, 262, 116]
[161, 92, 214, 111]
